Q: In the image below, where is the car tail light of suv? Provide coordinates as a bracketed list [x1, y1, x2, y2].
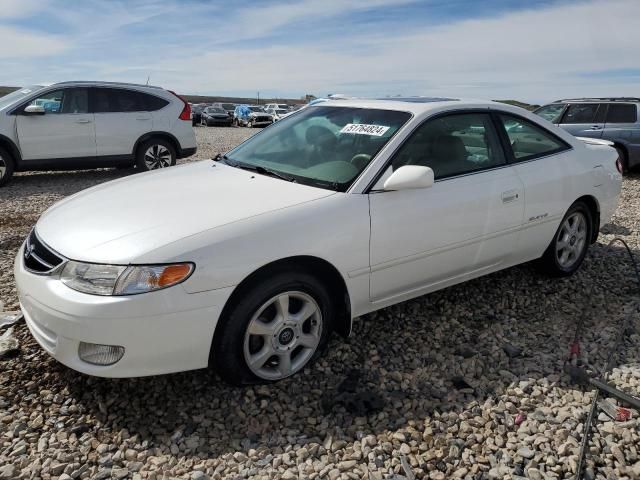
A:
[169, 90, 191, 121]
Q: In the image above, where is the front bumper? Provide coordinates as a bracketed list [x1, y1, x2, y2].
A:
[14, 244, 234, 377]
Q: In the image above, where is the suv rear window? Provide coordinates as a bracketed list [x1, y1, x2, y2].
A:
[605, 104, 637, 123]
[92, 88, 169, 113]
[562, 103, 601, 124]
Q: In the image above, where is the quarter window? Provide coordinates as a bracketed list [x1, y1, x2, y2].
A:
[391, 113, 505, 179]
[561, 103, 601, 124]
[534, 104, 565, 123]
[605, 104, 637, 123]
[499, 115, 568, 161]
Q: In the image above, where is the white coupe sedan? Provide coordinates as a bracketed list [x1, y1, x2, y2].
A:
[14, 98, 622, 384]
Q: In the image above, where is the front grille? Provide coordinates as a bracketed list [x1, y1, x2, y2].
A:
[24, 229, 64, 274]
[255, 116, 271, 122]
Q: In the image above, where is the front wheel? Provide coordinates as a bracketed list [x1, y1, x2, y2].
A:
[539, 201, 592, 276]
[136, 139, 176, 171]
[0, 147, 15, 187]
[211, 271, 334, 385]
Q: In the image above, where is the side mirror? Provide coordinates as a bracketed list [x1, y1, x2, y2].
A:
[23, 105, 45, 115]
[383, 165, 434, 191]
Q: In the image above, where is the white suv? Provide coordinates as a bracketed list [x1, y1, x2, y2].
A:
[0, 81, 197, 187]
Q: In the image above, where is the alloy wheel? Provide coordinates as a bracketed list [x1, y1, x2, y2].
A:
[556, 211, 587, 268]
[243, 291, 322, 380]
[0, 154, 5, 180]
[144, 145, 172, 169]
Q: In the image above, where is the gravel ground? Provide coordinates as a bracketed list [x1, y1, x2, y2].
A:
[1, 127, 639, 479]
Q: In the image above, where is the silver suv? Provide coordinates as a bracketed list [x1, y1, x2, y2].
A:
[534, 98, 639, 173]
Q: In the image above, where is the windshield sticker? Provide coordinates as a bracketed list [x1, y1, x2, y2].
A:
[340, 123, 390, 136]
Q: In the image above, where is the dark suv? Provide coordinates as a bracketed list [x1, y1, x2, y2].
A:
[534, 98, 640, 172]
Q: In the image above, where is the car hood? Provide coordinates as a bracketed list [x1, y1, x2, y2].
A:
[36, 161, 335, 263]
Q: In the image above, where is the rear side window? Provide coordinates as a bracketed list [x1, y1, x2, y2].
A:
[605, 104, 637, 124]
[92, 88, 169, 113]
[561, 103, 601, 124]
[499, 115, 569, 161]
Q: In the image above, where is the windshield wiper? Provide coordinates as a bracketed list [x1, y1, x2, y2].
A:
[212, 153, 231, 164]
[226, 160, 296, 183]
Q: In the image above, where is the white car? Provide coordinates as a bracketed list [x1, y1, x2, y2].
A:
[264, 103, 290, 112]
[0, 81, 197, 186]
[14, 98, 621, 384]
[265, 107, 290, 121]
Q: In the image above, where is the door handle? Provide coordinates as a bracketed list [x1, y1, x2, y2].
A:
[501, 190, 519, 203]
[590, 125, 602, 130]
[74, 119, 92, 124]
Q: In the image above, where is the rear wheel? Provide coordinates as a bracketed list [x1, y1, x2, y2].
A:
[539, 201, 592, 276]
[212, 271, 334, 385]
[136, 138, 176, 171]
[0, 147, 15, 187]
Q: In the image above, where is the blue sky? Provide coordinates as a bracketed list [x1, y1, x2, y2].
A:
[0, 0, 638, 103]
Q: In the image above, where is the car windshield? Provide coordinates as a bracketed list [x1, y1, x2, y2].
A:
[534, 103, 566, 123]
[222, 103, 235, 110]
[249, 106, 264, 112]
[210, 107, 226, 113]
[225, 105, 411, 191]
[0, 86, 44, 111]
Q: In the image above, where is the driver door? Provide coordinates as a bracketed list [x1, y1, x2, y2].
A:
[16, 88, 96, 161]
[368, 112, 525, 304]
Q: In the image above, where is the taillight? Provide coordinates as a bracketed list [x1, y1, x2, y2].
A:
[168, 90, 191, 121]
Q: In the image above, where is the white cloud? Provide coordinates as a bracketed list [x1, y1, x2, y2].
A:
[0, 0, 44, 18]
[0, 26, 68, 58]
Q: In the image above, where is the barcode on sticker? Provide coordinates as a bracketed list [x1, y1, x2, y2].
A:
[340, 123, 390, 136]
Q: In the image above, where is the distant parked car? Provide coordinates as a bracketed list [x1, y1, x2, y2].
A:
[264, 103, 289, 112]
[201, 106, 233, 126]
[212, 103, 236, 119]
[0, 81, 197, 186]
[233, 105, 273, 127]
[534, 98, 640, 173]
[265, 107, 289, 121]
[191, 104, 207, 126]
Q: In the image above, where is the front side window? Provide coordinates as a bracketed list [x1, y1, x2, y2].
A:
[226, 106, 411, 190]
[28, 89, 64, 113]
[534, 103, 565, 123]
[391, 113, 505, 179]
[60, 88, 89, 114]
[605, 104, 637, 123]
[499, 114, 569, 161]
[561, 103, 601, 124]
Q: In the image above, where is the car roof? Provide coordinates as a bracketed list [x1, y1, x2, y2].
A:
[52, 80, 164, 90]
[552, 97, 640, 103]
[307, 97, 496, 114]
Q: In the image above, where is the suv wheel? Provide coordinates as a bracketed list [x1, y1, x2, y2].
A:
[0, 147, 15, 187]
[136, 138, 176, 171]
[212, 271, 334, 385]
[615, 146, 629, 174]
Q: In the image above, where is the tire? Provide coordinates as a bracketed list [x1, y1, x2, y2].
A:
[615, 146, 629, 174]
[135, 138, 176, 171]
[539, 201, 593, 276]
[212, 270, 334, 385]
[247, 120, 253, 128]
[0, 147, 15, 187]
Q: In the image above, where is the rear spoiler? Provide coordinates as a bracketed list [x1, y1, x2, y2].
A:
[576, 137, 614, 147]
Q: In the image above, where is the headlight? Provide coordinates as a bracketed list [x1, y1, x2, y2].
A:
[60, 261, 194, 296]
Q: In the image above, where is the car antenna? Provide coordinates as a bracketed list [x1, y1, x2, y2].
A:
[146, 75, 150, 86]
